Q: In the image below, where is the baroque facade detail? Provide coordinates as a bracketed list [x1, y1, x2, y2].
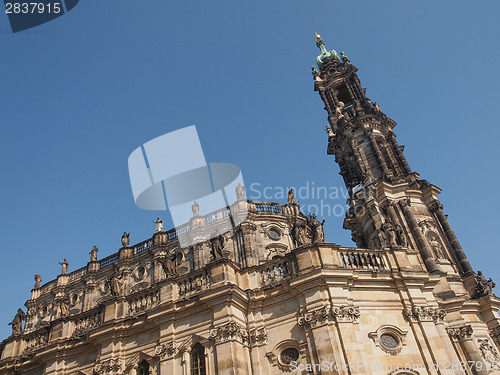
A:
[447, 325, 473, 342]
[154, 342, 176, 357]
[403, 305, 446, 323]
[0, 33, 499, 375]
[209, 322, 249, 344]
[298, 305, 360, 328]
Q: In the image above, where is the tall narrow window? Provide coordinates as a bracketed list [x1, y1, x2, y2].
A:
[191, 343, 206, 375]
[138, 360, 149, 375]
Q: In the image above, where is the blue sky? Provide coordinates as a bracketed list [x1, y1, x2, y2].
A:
[0, 1, 499, 340]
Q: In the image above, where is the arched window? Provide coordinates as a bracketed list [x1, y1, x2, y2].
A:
[137, 359, 149, 375]
[191, 343, 206, 375]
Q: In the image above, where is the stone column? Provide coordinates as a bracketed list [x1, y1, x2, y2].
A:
[209, 322, 251, 375]
[400, 200, 439, 273]
[447, 325, 488, 375]
[351, 138, 369, 180]
[429, 200, 473, 276]
[366, 129, 390, 177]
[298, 306, 342, 375]
[388, 133, 412, 175]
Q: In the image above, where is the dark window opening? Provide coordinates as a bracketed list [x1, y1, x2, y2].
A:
[191, 343, 206, 375]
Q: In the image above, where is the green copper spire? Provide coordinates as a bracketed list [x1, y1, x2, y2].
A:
[314, 32, 340, 70]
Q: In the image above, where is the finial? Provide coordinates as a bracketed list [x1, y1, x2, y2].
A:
[315, 30, 321, 41]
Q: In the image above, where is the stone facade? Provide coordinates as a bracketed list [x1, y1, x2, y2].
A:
[1, 35, 500, 375]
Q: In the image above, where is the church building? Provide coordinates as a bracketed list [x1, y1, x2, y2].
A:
[1, 34, 499, 375]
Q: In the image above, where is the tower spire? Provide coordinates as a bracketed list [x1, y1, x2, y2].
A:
[313, 34, 474, 278]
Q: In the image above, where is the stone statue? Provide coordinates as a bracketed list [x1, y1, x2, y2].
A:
[121, 232, 130, 247]
[382, 222, 397, 247]
[394, 224, 406, 246]
[59, 259, 69, 275]
[309, 214, 325, 243]
[428, 237, 444, 258]
[210, 235, 226, 260]
[56, 296, 70, 317]
[158, 253, 177, 277]
[153, 217, 164, 232]
[9, 309, 26, 336]
[192, 201, 200, 217]
[109, 267, 124, 296]
[325, 125, 335, 138]
[235, 183, 245, 201]
[293, 221, 312, 247]
[352, 231, 367, 248]
[287, 189, 295, 205]
[90, 246, 99, 262]
[34, 274, 42, 289]
[340, 51, 350, 63]
[476, 271, 496, 297]
[335, 101, 345, 118]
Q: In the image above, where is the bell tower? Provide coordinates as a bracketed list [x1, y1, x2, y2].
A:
[313, 32, 476, 279]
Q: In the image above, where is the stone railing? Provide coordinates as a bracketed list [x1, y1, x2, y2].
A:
[68, 267, 87, 281]
[132, 238, 153, 255]
[205, 206, 231, 224]
[260, 256, 296, 288]
[177, 270, 211, 299]
[72, 309, 103, 337]
[23, 328, 50, 353]
[127, 290, 160, 317]
[339, 249, 387, 270]
[252, 202, 284, 215]
[99, 254, 120, 269]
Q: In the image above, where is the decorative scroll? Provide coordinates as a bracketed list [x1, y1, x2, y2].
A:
[447, 325, 473, 342]
[298, 305, 360, 328]
[403, 305, 446, 323]
[209, 322, 248, 344]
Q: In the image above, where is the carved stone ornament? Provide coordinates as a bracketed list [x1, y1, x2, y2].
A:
[403, 305, 446, 323]
[297, 306, 329, 328]
[92, 357, 123, 375]
[475, 271, 496, 298]
[478, 338, 500, 367]
[155, 341, 176, 357]
[298, 305, 360, 328]
[331, 305, 361, 323]
[490, 326, 500, 346]
[369, 326, 408, 356]
[249, 327, 268, 346]
[209, 321, 248, 344]
[447, 325, 473, 342]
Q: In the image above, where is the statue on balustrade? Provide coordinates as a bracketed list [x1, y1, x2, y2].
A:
[121, 232, 130, 247]
[109, 267, 124, 296]
[8, 308, 26, 336]
[90, 246, 99, 262]
[158, 252, 177, 277]
[153, 217, 164, 232]
[394, 224, 406, 246]
[192, 201, 200, 217]
[210, 234, 226, 260]
[292, 220, 312, 247]
[309, 214, 325, 243]
[287, 189, 295, 205]
[34, 274, 42, 289]
[59, 259, 69, 275]
[236, 183, 245, 201]
[382, 222, 397, 247]
[476, 271, 496, 297]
